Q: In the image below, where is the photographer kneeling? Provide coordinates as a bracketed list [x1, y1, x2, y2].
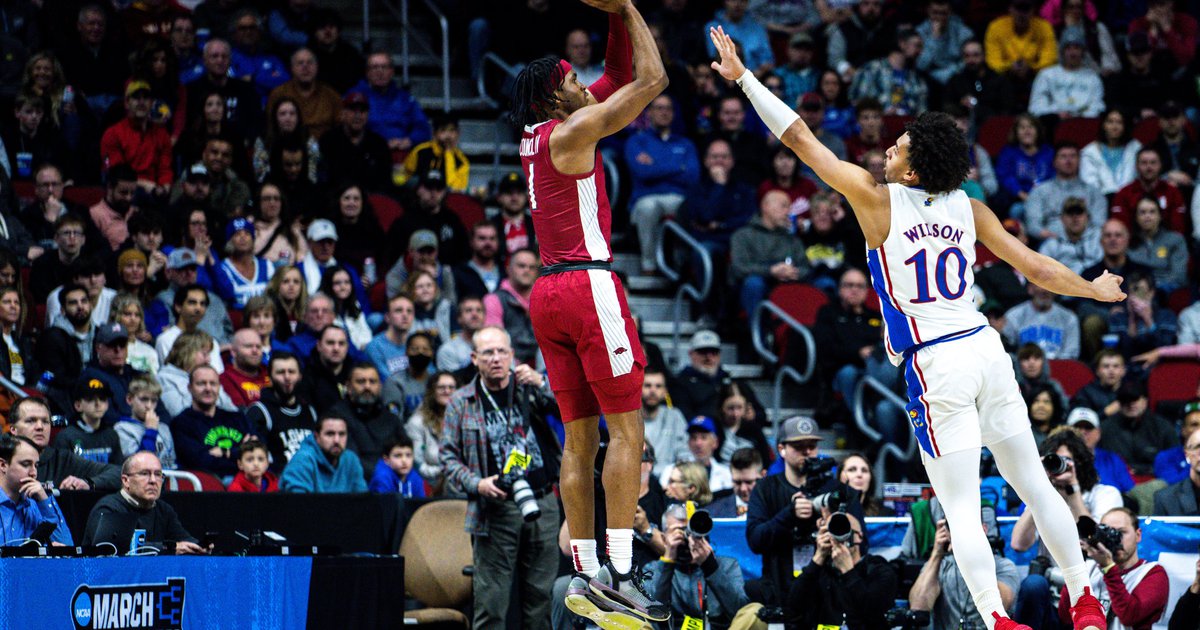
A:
[786, 510, 897, 629]
[645, 503, 748, 629]
[1010, 425, 1123, 627]
[439, 326, 562, 630]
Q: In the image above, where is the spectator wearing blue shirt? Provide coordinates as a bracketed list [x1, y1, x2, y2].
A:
[1066, 407, 1135, 493]
[213, 218, 273, 310]
[366, 294, 415, 381]
[994, 113, 1055, 219]
[280, 416, 367, 493]
[776, 33, 820, 108]
[229, 9, 290, 104]
[347, 52, 431, 153]
[625, 94, 700, 275]
[1155, 402, 1200, 485]
[705, 0, 776, 76]
[171, 15, 203, 84]
[0, 434, 73, 546]
[369, 434, 426, 497]
[267, 0, 314, 53]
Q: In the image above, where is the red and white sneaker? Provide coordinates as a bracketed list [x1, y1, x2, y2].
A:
[991, 612, 1033, 630]
[1069, 587, 1107, 630]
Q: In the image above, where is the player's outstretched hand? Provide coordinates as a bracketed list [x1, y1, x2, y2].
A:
[1091, 270, 1126, 303]
[579, 0, 628, 13]
[709, 26, 746, 81]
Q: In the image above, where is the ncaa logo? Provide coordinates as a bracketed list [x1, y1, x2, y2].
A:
[70, 578, 185, 629]
[73, 592, 92, 626]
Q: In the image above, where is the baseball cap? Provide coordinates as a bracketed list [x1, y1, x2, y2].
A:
[73, 377, 111, 401]
[1159, 100, 1184, 119]
[124, 79, 152, 99]
[343, 91, 369, 109]
[186, 163, 209, 181]
[778, 415, 822, 443]
[166, 248, 199, 270]
[409, 229, 439, 251]
[498, 172, 524, 194]
[225, 217, 255, 241]
[418, 169, 447, 190]
[96, 322, 130, 346]
[789, 32, 814, 48]
[1059, 29, 1086, 48]
[1062, 198, 1088, 214]
[1066, 407, 1100, 429]
[686, 416, 717, 435]
[688, 330, 721, 352]
[306, 218, 339, 242]
[799, 92, 823, 111]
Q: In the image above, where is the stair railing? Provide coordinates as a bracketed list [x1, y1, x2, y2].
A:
[852, 375, 918, 489]
[655, 220, 711, 370]
[750, 300, 816, 436]
[370, 0, 449, 111]
[477, 52, 519, 110]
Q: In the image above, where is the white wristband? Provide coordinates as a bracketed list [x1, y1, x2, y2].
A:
[735, 70, 800, 139]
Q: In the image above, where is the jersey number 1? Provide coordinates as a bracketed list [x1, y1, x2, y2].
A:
[904, 247, 967, 304]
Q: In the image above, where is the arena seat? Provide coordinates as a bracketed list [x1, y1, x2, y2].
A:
[400, 499, 472, 628]
[445, 192, 485, 230]
[1167, 287, 1193, 315]
[370, 193, 404, 233]
[369, 281, 388, 312]
[165, 470, 227, 492]
[1053, 117, 1101, 148]
[62, 185, 104, 208]
[976, 115, 1016, 158]
[1048, 358, 1093, 398]
[228, 309, 243, 330]
[11, 180, 35, 202]
[767, 282, 829, 328]
[1148, 361, 1200, 411]
[883, 114, 914, 142]
[1132, 116, 1160, 145]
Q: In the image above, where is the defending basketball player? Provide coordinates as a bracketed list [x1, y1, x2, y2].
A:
[508, 1, 668, 628]
[710, 26, 1119, 630]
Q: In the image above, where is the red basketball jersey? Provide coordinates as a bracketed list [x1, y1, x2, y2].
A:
[519, 120, 613, 266]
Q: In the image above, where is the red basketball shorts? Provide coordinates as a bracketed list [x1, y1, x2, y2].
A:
[530, 269, 645, 421]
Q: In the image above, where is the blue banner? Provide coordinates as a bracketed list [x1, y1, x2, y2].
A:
[0, 557, 312, 630]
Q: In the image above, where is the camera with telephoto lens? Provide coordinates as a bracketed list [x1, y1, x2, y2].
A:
[800, 456, 837, 490]
[884, 607, 931, 628]
[1042, 453, 1070, 476]
[675, 508, 713, 564]
[494, 470, 541, 521]
[1076, 516, 1122, 552]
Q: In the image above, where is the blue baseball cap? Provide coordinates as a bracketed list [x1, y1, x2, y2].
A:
[225, 217, 255, 241]
[687, 415, 717, 435]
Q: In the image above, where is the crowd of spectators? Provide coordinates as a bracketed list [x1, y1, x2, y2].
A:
[1, 0, 1200, 628]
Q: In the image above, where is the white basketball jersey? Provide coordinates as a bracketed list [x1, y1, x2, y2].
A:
[867, 184, 988, 365]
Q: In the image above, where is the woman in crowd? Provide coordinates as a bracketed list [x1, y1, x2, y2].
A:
[995, 113, 1054, 218]
[0, 251, 27, 312]
[1128, 195, 1188, 293]
[382, 331, 436, 418]
[253, 98, 320, 183]
[1048, 0, 1121, 75]
[816, 69, 855, 138]
[113, 249, 150, 304]
[663, 461, 714, 507]
[110, 293, 159, 375]
[330, 183, 383, 273]
[265, 265, 307, 341]
[242, 296, 278, 363]
[0, 286, 36, 386]
[715, 382, 773, 466]
[170, 208, 220, 272]
[405, 370, 457, 494]
[1080, 108, 1141, 196]
[839, 452, 894, 517]
[319, 266, 372, 350]
[175, 91, 244, 173]
[1025, 382, 1066, 448]
[159, 330, 234, 416]
[20, 52, 92, 162]
[404, 270, 453, 347]
[130, 40, 187, 143]
[252, 182, 306, 265]
[757, 144, 818, 222]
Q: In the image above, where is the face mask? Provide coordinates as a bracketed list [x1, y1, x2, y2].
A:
[408, 354, 432, 373]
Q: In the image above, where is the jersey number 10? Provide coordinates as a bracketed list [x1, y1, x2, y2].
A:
[904, 247, 967, 304]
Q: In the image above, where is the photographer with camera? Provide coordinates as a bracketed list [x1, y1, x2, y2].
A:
[1010, 426, 1123, 626]
[905, 502, 1020, 630]
[643, 503, 748, 629]
[439, 326, 562, 630]
[1054, 507, 1168, 630]
[785, 509, 897, 629]
[742, 416, 864, 610]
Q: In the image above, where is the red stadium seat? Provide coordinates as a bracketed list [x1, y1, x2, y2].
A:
[228, 309, 243, 330]
[883, 115, 914, 142]
[62, 185, 104, 208]
[767, 282, 829, 328]
[1053, 117, 1101, 148]
[165, 470, 227, 492]
[370, 281, 388, 312]
[1148, 361, 1200, 410]
[1048, 359, 1093, 399]
[1167, 288, 1193, 315]
[976, 115, 1016, 158]
[1132, 116, 1160, 145]
[12, 180, 35, 202]
[444, 193, 485, 229]
[370, 193, 404, 233]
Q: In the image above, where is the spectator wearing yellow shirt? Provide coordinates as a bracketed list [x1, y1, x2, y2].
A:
[399, 115, 470, 193]
[984, 0, 1058, 79]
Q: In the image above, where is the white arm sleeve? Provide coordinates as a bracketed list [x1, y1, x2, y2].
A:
[735, 70, 800, 139]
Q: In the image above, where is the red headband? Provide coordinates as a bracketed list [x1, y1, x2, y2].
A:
[557, 59, 573, 82]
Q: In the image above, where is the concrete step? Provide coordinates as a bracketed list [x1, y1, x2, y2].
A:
[627, 295, 676, 322]
[409, 76, 476, 100]
[460, 118, 513, 144]
[725, 363, 763, 379]
[641, 320, 696, 337]
[626, 275, 671, 293]
[417, 95, 494, 111]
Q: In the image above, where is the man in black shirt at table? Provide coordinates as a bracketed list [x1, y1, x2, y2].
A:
[82, 452, 206, 554]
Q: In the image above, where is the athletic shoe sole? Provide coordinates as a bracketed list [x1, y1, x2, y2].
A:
[586, 581, 671, 623]
[564, 591, 652, 630]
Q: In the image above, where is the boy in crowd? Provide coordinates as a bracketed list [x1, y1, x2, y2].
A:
[227, 440, 279, 493]
[369, 434, 425, 497]
[114, 375, 176, 469]
[53, 379, 123, 466]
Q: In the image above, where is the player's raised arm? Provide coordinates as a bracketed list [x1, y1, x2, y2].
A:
[553, 0, 666, 147]
[708, 26, 883, 212]
[971, 197, 1126, 302]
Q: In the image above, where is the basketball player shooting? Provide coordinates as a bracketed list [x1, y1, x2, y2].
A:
[710, 26, 1120, 630]
[508, 1, 667, 628]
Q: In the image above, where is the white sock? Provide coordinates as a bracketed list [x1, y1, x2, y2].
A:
[570, 539, 600, 577]
[973, 588, 1005, 630]
[607, 529, 634, 574]
[1060, 562, 1091, 605]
